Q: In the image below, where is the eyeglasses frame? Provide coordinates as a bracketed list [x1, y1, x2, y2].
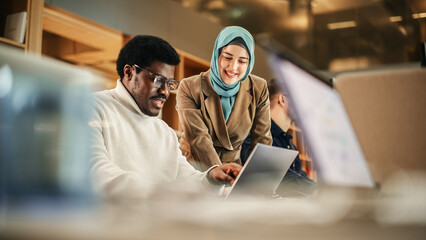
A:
[133, 64, 179, 92]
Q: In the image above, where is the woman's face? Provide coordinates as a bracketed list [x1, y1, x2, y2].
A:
[218, 44, 249, 85]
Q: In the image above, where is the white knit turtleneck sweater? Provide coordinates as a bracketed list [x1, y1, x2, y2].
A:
[89, 80, 209, 200]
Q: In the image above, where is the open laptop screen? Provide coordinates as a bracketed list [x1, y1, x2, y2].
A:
[226, 144, 298, 200]
[269, 54, 374, 188]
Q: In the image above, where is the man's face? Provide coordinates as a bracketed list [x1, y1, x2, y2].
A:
[125, 60, 175, 116]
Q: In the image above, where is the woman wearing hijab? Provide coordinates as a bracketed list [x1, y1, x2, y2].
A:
[176, 26, 272, 171]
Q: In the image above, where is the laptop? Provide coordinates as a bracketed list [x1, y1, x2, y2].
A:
[257, 37, 375, 188]
[226, 144, 299, 200]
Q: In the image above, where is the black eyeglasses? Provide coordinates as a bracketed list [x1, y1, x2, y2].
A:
[133, 64, 179, 92]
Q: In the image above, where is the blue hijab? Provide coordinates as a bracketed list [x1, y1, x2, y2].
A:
[210, 26, 255, 122]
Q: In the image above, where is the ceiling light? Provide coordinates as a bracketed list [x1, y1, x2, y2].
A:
[205, 0, 226, 10]
[327, 21, 356, 30]
[285, 14, 310, 31]
[389, 16, 402, 22]
[412, 12, 426, 19]
[398, 26, 407, 36]
[182, 1, 191, 8]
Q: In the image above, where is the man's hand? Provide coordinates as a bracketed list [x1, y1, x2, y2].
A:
[208, 163, 241, 185]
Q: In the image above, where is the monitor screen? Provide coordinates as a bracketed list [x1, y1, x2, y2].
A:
[270, 54, 374, 188]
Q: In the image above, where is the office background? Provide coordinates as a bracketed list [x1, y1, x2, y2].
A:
[44, 0, 426, 78]
[1, 1, 426, 239]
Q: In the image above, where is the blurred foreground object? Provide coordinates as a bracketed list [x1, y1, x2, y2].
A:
[334, 67, 426, 184]
[0, 44, 97, 212]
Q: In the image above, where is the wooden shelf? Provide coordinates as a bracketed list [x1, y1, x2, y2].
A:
[0, 0, 28, 49]
[162, 50, 210, 131]
[42, 3, 123, 84]
[288, 122, 315, 179]
[299, 153, 312, 162]
[0, 0, 43, 53]
[177, 49, 210, 78]
[288, 122, 302, 132]
[0, 36, 25, 48]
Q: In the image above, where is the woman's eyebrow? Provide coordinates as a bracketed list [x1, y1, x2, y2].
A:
[222, 51, 249, 60]
[222, 51, 233, 56]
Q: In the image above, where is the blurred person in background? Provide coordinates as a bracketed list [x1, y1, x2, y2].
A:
[241, 79, 316, 197]
[89, 35, 241, 200]
[176, 26, 272, 171]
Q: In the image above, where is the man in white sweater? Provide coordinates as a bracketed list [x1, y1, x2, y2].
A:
[89, 35, 241, 200]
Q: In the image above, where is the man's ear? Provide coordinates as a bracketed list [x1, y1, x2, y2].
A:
[279, 95, 286, 106]
[279, 95, 290, 112]
[123, 64, 133, 80]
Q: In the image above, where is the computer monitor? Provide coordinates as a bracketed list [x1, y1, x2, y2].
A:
[260, 39, 374, 188]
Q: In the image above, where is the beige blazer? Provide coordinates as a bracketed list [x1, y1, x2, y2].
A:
[176, 70, 272, 171]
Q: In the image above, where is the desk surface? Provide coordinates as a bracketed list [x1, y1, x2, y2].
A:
[2, 190, 426, 240]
